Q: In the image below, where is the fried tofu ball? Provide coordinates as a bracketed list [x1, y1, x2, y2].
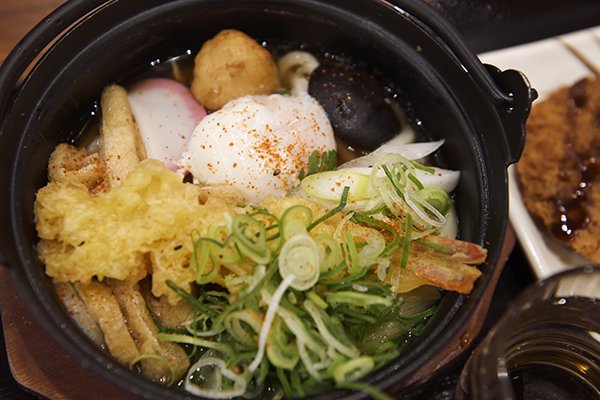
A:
[191, 29, 280, 110]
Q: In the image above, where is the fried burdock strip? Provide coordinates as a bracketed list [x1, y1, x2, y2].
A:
[108, 280, 190, 382]
[47, 143, 107, 193]
[54, 281, 105, 346]
[74, 281, 140, 366]
[99, 84, 147, 188]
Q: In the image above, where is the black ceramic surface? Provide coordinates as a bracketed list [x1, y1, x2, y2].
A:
[0, 0, 533, 399]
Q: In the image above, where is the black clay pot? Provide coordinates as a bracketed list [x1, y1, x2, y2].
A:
[0, 1, 534, 399]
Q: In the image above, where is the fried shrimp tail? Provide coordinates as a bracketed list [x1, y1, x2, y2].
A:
[386, 235, 486, 294]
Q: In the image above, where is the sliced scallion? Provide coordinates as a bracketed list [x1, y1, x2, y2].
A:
[157, 333, 232, 355]
[326, 291, 393, 308]
[307, 186, 350, 231]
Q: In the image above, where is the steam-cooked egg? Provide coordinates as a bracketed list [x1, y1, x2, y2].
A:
[178, 93, 336, 203]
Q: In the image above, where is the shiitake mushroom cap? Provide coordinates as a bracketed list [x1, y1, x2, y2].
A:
[308, 58, 401, 151]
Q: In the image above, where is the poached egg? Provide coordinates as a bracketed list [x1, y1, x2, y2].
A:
[178, 93, 336, 203]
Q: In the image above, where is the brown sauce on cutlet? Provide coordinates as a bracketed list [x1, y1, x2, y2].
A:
[551, 78, 600, 241]
[552, 156, 600, 240]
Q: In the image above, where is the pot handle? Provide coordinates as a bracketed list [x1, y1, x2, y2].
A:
[437, 38, 537, 165]
[482, 64, 537, 165]
[0, 0, 107, 268]
[388, 0, 537, 165]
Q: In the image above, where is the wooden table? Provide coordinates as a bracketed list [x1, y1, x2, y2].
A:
[0, 0, 65, 62]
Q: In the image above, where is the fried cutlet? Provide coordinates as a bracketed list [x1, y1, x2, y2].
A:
[517, 76, 600, 262]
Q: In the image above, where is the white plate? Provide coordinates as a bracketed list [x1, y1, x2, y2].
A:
[479, 27, 600, 279]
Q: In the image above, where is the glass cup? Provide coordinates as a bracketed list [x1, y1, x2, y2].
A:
[456, 265, 600, 400]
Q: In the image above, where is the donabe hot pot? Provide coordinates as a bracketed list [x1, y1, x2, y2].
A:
[0, 0, 533, 399]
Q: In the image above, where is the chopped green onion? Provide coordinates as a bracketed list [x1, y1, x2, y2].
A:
[306, 291, 328, 309]
[414, 238, 451, 254]
[192, 237, 223, 284]
[184, 356, 247, 398]
[278, 205, 313, 239]
[290, 367, 306, 397]
[407, 172, 424, 190]
[157, 333, 232, 355]
[350, 213, 401, 257]
[327, 291, 393, 308]
[404, 191, 446, 228]
[400, 214, 413, 269]
[307, 186, 350, 231]
[321, 266, 369, 287]
[267, 317, 299, 370]
[349, 226, 386, 268]
[279, 233, 320, 291]
[336, 381, 394, 400]
[304, 299, 359, 358]
[418, 186, 450, 215]
[166, 280, 218, 318]
[297, 339, 324, 381]
[129, 353, 175, 385]
[320, 260, 347, 281]
[223, 310, 261, 348]
[155, 151, 462, 397]
[231, 214, 271, 264]
[350, 212, 392, 231]
[343, 232, 360, 275]
[335, 307, 379, 324]
[412, 160, 436, 174]
[213, 260, 279, 328]
[381, 164, 405, 201]
[276, 368, 294, 398]
[282, 204, 313, 224]
[332, 356, 374, 383]
[398, 304, 439, 321]
[276, 306, 326, 357]
[313, 234, 343, 273]
[208, 223, 241, 265]
[249, 274, 295, 372]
